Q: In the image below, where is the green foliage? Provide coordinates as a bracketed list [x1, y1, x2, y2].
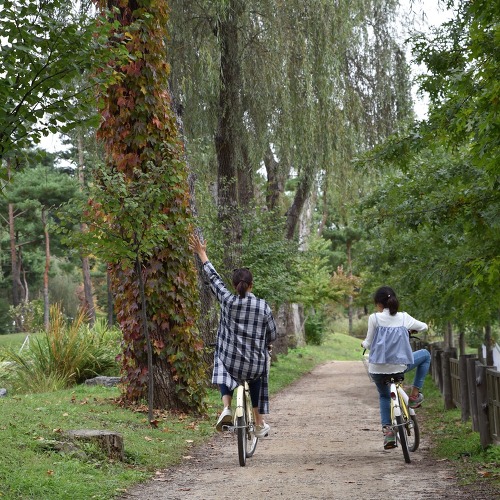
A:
[79, 0, 207, 413]
[198, 206, 299, 306]
[304, 311, 326, 345]
[0, 305, 120, 394]
[355, 1, 500, 334]
[8, 300, 44, 334]
[0, 0, 128, 165]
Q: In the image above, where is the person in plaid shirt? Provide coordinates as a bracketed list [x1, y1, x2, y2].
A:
[190, 234, 277, 438]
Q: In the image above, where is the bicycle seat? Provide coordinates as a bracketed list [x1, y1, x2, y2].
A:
[382, 373, 405, 384]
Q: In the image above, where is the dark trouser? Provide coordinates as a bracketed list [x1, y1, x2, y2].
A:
[219, 377, 262, 408]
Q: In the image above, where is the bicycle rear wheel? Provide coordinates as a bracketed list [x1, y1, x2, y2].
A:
[237, 414, 247, 466]
[395, 414, 411, 463]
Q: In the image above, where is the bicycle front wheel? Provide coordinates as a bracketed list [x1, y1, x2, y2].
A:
[405, 414, 420, 452]
[245, 393, 258, 458]
[396, 414, 411, 463]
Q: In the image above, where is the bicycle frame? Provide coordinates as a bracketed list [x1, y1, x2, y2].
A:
[388, 377, 420, 463]
[221, 381, 259, 466]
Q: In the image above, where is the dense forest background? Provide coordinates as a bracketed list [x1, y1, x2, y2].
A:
[0, 0, 498, 410]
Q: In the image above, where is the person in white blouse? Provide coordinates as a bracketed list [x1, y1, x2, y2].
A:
[362, 286, 430, 449]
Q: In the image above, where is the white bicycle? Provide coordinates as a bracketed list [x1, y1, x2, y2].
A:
[384, 373, 420, 463]
[363, 350, 420, 463]
[221, 380, 259, 466]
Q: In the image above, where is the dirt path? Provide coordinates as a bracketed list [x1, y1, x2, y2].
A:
[122, 361, 497, 500]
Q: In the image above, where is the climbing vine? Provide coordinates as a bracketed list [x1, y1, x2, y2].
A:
[90, 0, 206, 412]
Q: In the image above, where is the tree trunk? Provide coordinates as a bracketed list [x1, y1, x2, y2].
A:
[9, 204, 22, 306]
[286, 168, 314, 240]
[444, 321, 453, 350]
[458, 330, 466, 356]
[7, 161, 25, 315]
[215, 0, 245, 270]
[42, 207, 50, 331]
[107, 266, 113, 327]
[484, 323, 494, 367]
[264, 146, 284, 211]
[347, 240, 353, 336]
[78, 131, 96, 326]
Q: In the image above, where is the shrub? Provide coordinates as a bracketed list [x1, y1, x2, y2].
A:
[305, 311, 325, 345]
[0, 305, 121, 394]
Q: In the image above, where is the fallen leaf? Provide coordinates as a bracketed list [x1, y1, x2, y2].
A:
[47, 470, 54, 476]
[144, 436, 153, 441]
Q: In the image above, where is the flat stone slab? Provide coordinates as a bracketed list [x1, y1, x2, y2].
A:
[84, 376, 121, 387]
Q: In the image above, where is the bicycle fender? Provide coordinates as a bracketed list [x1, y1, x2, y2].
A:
[235, 385, 245, 418]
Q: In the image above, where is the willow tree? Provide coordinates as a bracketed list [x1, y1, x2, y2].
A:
[167, 1, 411, 245]
[91, 0, 206, 412]
[166, 1, 412, 350]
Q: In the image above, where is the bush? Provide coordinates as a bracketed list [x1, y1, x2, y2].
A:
[0, 305, 121, 394]
[305, 312, 325, 345]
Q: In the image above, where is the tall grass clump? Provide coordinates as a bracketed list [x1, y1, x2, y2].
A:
[0, 305, 121, 394]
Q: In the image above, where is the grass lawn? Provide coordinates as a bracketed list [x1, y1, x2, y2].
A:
[0, 332, 37, 350]
[0, 332, 360, 499]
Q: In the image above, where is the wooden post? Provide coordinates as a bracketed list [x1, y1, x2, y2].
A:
[467, 357, 479, 432]
[459, 354, 474, 422]
[435, 349, 444, 394]
[475, 364, 493, 449]
[441, 350, 455, 409]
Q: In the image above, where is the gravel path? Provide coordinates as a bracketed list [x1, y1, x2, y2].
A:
[121, 361, 498, 500]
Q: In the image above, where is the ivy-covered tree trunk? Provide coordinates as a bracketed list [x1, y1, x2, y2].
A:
[94, 0, 206, 412]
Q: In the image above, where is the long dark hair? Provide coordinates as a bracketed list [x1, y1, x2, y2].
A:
[232, 268, 253, 298]
[374, 286, 399, 316]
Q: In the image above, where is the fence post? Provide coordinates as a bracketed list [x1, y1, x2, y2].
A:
[475, 363, 493, 449]
[434, 349, 444, 393]
[467, 358, 479, 432]
[459, 354, 474, 422]
[441, 350, 455, 409]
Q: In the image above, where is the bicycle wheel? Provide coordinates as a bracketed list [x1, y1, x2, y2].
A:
[395, 414, 411, 463]
[405, 414, 420, 452]
[237, 414, 247, 466]
[245, 389, 258, 458]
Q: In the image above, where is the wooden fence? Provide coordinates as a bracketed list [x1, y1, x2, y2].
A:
[427, 343, 499, 449]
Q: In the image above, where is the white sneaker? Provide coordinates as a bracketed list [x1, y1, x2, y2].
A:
[215, 407, 233, 431]
[254, 422, 270, 438]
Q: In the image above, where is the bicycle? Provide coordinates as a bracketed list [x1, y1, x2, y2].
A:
[383, 373, 420, 463]
[363, 350, 420, 464]
[221, 380, 259, 466]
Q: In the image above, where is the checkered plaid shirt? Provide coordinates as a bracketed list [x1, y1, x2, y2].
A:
[203, 261, 277, 413]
